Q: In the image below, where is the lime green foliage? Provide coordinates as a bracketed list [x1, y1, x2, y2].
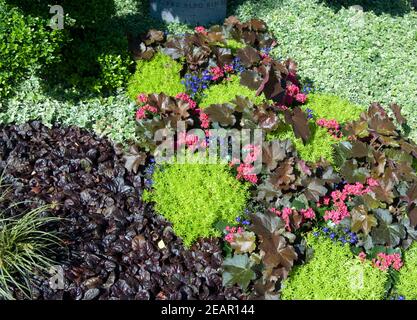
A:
[303, 94, 365, 123]
[200, 75, 265, 108]
[281, 234, 388, 300]
[396, 243, 417, 300]
[144, 162, 249, 247]
[267, 94, 364, 164]
[232, 0, 417, 142]
[0, 0, 64, 98]
[268, 122, 338, 164]
[128, 52, 185, 99]
[226, 39, 245, 51]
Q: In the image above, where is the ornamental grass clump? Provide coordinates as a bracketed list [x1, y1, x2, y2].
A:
[281, 234, 388, 300]
[0, 203, 60, 300]
[143, 162, 249, 247]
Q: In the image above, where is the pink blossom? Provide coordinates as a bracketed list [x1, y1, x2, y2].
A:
[199, 111, 210, 129]
[301, 208, 316, 219]
[358, 252, 367, 262]
[243, 144, 261, 164]
[137, 93, 148, 103]
[316, 118, 342, 139]
[135, 108, 146, 120]
[209, 66, 224, 81]
[367, 178, 379, 187]
[176, 92, 197, 109]
[143, 104, 157, 113]
[223, 64, 233, 73]
[372, 253, 403, 271]
[295, 93, 307, 103]
[276, 104, 289, 111]
[194, 26, 208, 35]
[236, 163, 258, 184]
[286, 84, 300, 97]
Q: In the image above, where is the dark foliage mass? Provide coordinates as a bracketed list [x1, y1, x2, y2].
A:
[0, 121, 243, 300]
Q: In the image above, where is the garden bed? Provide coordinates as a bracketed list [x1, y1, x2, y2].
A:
[1, 1, 417, 301]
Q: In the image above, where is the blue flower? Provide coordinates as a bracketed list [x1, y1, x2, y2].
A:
[306, 108, 314, 120]
[343, 228, 350, 233]
[236, 216, 241, 222]
[323, 227, 329, 233]
[313, 232, 319, 237]
[242, 220, 250, 225]
[398, 296, 405, 300]
[329, 233, 336, 240]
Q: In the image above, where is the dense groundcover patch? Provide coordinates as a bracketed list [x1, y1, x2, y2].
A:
[0, 122, 243, 299]
[1, 3, 417, 300]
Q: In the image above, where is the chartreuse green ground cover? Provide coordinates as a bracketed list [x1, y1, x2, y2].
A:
[396, 243, 417, 300]
[127, 52, 185, 99]
[143, 160, 249, 247]
[233, 0, 417, 142]
[200, 75, 266, 108]
[281, 234, 388, 300]
[268, 94, 365, 164]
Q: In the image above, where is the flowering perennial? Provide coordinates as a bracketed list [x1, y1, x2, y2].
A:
[316, 118, 342, 139]
[358, 252, 403, 271]
[224, 225, 244, 243]
[270, 207, 316, 231]
[323, 182, 372, 224]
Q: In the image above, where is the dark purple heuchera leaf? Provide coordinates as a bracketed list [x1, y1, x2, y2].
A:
[302, 179, 327, 202]
[268, 158, 296, 191]
[123, 145, 146, 174]
[240, 70, 263, 90]
[351, 205, 378, 236]
[256, 64, 285, 101]
[250, 211, 297, 270]
[283, 107, 311, 143]
[236, 46, 260, 67]
[204, 103, 236, 126]
[371, 209, 406, 247]
[262, 140, 293, 172]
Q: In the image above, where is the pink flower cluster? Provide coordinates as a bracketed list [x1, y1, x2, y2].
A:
[224, 225, 244, 243]
[194, 26, 208, 35]
[209, 66, 224, 81]
[199, 110, 210, 129]
[176, 92, 197, 109]
[136, 104, 158, 120]
[284, 84, 307, 106]
[323, 182, 372, 224]
[359, 252, 403, 271]
[177, 132, 199, 147]
[230, 144, 261, 184]
[137, 93, 148, 103]
[270, 207, 316, 231]
[236, 163, 258, 184]
[316, 118, 342, 139]
[373, 253, 403, 271]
